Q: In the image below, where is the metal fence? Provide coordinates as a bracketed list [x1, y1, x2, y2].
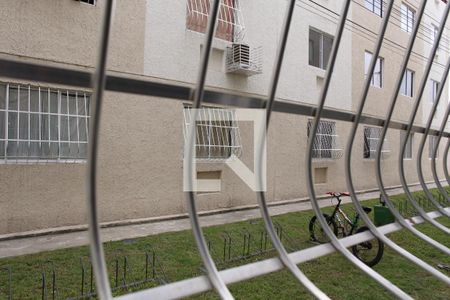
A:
[1, 0, 450, 299]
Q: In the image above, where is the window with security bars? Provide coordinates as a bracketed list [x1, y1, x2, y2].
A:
[364, 51, 383, 88]
[307, 120, 342, 159]
[400, 3, 415, 33]
[363, 126, 389, 159]
[186, 0, 245, 42]
[401, 131, 413, 159]
[0, 83, 90, 162]
[365, 0, 382, 17]
[429, 136, 439, 159]
[183, 106, 242, 160]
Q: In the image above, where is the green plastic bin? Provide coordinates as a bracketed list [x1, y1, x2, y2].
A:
[373, 205, 395, 226]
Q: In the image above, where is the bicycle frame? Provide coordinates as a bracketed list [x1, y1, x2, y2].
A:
[329, 197, 360, 236]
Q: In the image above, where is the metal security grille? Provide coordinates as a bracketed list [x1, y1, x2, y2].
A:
[186, 0, 245, 42]
[0, 82, 90, 163]
[307, 120, 343, 159]
[183, 106, 242, 160]
[1, 0, 450, 299]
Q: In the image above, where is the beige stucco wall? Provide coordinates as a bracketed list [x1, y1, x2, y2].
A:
[0, 0, 146, 74]
[0, 0, 448, 235]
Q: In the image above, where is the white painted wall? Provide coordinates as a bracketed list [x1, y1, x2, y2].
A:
[144, 0, 353, 111]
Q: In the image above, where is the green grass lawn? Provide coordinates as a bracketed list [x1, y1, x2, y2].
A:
[0, 189, 449, 299]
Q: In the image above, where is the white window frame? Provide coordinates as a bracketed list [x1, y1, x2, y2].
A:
[308, 28, 334, 70]
[364, 51, 383, 88]
[78, 0, 96, 6]
[400, 69, 414, 97]
[365, 0, 382, 17]
[183, 105, 242, 161]
[401, 131, 414, 159]
[363, 126, 389, 159]
[429, 135, 439, 159]
[431, 24, 439, 43]
[401, 3, 415, 33]
[0, 82, 90, 164]
[430, 79, 439, 103]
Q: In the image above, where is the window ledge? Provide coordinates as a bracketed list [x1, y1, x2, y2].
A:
[186, 29, 230, 51]
[308, 65, 326, 78]
[312, 159, 338, 165]
[0, 159, 87, 165]
[362, 158, 387, 162]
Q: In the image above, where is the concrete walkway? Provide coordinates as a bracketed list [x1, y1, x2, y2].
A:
[0, 183, 441, 259]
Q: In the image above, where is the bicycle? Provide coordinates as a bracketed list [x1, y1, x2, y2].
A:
[308, 192, 384, 267]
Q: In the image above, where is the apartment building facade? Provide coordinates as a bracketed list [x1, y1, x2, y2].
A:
[0, 0, 448, 235]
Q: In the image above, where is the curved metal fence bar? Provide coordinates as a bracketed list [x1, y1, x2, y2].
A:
[375, 0, 449, 228]
[347, 0, 450, 274]
[114, 210, 443, 300]
[305, 1, 413, 298]
[184, 1, 233, 299]
[398, 1, 450, 218]
[415, 51, 450, 232]
[375, 0, 448, 234]
[2, 0, 450, 298]
[86, 0, 115, 299]
[2, 57, 450, 139]
[431, 97, 450, 201]
[444, 139, 450, 186]
[254, 1, 328, 298]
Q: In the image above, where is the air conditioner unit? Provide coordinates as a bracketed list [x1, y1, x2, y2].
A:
[231, 44, 250, 67]
[226, 43, 262, 76]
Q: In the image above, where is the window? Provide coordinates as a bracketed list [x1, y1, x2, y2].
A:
[307, 120, 341, 159]
[430, 79, 439, 103]
[429, 136, 439, 159]
[363, 127, 389, 159]
[400, 69, 414, 97]
[309, 28, 334, 70]
[364, 51, 383, 88]
[186, 0, 244, 42]
[401, 131, 413, 159]
[183, 106, 242, 160]
[79, 0, 96, 5]
[401, 3, 415, 33]
[0, 83, 90, 162]
[431, 24, 439, 43]
[365, 0, 382, 17]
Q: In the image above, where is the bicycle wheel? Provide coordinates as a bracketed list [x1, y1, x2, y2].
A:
[351, 226, 384, 267]
[309, 213, 338, 243]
